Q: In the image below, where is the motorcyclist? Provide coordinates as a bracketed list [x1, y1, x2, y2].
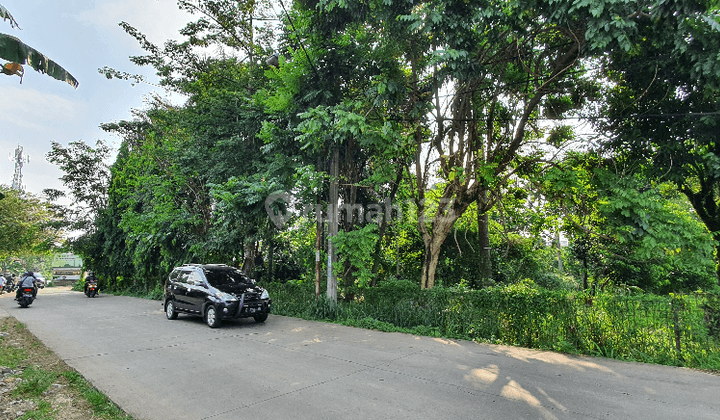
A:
[3, 274, 16, 293]
[84, 271, 98, 295]
[15, 271, 38, 300]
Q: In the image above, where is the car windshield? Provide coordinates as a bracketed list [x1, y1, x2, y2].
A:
[204, 269, 252, 287]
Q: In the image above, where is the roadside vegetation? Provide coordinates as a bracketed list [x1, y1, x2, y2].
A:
[0, 317, 134, 420]
[267, 280, 720, 372]
[3, 0, 720, 374]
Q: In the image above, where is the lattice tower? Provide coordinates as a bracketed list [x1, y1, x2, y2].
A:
[9, 145, 29, 191]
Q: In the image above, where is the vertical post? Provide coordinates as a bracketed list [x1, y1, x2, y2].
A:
[315, 200, 323, 299]
[327, 146, 339, 303]
[477, 193, 491, 285]
[672, 300, 684, 363]
[396, 234, 400, 277]
[555, 229, 564, 271]
[249, 15, 253, 68]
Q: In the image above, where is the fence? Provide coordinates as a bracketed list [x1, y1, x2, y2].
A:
[266, 280, 720, 370]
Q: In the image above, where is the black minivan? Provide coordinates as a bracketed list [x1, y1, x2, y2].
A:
[164, 264, 271, 328]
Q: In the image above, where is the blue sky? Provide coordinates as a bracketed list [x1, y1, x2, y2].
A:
[1, 0, 192, 198]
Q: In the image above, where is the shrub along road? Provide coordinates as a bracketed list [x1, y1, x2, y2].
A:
[0, 288, 717, 420]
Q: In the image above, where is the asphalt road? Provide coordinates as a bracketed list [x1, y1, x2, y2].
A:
[0, 287, 718, 420]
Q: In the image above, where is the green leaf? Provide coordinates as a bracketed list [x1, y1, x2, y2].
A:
[0, 34, 79, 88]
[0, 4, 20, 29]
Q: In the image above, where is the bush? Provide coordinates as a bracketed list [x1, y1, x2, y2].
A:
[265, 281, 720, 371]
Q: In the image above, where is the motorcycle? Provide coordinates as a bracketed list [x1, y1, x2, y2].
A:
[2, 278, 16, 294]
[17, 286, 35, 308]
[85, 282, 98, 298]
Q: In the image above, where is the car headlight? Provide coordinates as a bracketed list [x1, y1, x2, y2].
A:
[260, 289, 269, 300]
[215, 292, 238, 302]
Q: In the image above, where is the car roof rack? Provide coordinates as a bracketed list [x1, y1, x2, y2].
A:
[202, 264, 234, 270]
[179, 263, 234, 270]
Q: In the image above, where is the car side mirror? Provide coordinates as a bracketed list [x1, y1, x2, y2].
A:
[194, 280, 205, 287]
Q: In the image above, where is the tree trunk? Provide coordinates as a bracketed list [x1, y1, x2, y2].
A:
[681, 187, 720, 287]
[242, 240, 257, 277]
[421, 240, 443, 289]
[715, 235, 720, 287]
[327, 146, 339, 303]
[315, 156, 324, 298]
[267, 239, 275, 282]
[315, 203, 323, 298]
[555, 230, 564, 271]
[477, 193, 492, 286]
[477, 212, 492, 284]
[419, 198, 466, 289]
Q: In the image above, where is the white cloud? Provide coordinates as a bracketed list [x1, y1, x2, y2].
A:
[0, 86, 86, 134]
[76, 0, 193, 49]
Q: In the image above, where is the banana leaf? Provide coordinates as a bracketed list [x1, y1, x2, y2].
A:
[1, 4, 78, 88]
[0, 4, 20, 29]
[0, 34, 78, 88]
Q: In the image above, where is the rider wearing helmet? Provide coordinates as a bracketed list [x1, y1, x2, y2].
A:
[84, 271, 98, 295]
[15, 271, 38, 300]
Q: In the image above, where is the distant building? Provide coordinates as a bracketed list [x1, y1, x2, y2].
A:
[51, 253, 83, 284]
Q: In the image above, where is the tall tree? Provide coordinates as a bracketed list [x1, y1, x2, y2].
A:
[45, 140, 112, 232]
[541, 152, 716, 292]
[388, 0, 717, 288]
[264, 0, 701, 289]
[0, 187, 63, 258]
[600, 4, 720, 285]
[259, 0, 416, 299]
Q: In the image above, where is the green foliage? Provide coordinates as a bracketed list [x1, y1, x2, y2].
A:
[332, 224, 378, 289]
[701, 292, 720, 338]
[266, 280, 720, 370]
[0, 187, 62, 259]
[50, 0, 720, 299]
[598, 0, 720, 285]
[435, 226, 563, 289]
[541, 152, 716, 293]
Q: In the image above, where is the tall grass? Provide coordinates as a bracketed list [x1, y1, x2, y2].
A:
[265, 280, 720, 370]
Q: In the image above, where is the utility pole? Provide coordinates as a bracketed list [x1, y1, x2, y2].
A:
[327, 146, 339, 303]
[9, 145, 29, 191]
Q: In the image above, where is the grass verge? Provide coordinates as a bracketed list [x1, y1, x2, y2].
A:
[0, 316, 134, 420]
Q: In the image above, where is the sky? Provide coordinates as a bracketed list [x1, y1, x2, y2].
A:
[0, 0, 194, 199]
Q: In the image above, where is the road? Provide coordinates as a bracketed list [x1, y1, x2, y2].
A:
[0, 287, 717, 420]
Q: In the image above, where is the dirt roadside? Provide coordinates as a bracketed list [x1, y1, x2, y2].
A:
[0, 287, 116, 419]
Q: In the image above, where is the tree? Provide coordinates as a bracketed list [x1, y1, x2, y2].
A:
[255, 0, 418, 299]
[396, 0, 719, 288]
[45, 140, 112, 232]
[541, 152, 716, 293]
[600, 5, 720, 285]
[0, 3, 78, 88]
[84, 0, 286, 287]
[0, 187, 63, 259]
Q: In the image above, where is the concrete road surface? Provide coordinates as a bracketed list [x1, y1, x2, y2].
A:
[0, 287, 718, 420]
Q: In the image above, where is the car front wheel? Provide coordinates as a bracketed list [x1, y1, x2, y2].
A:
[165, 300, 178, 320]
[253, 313, 268, 323]
[205, 305, 221, 328]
